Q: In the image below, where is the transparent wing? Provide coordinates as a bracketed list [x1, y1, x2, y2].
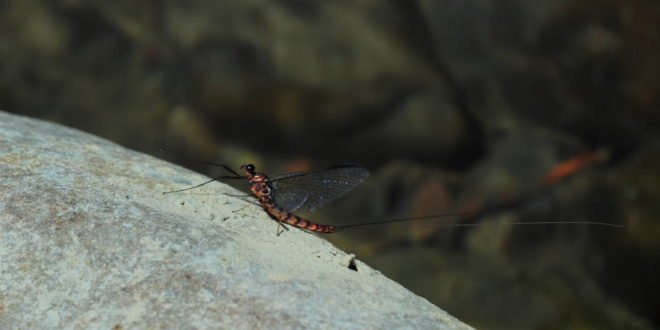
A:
[270, 164, 369, 212]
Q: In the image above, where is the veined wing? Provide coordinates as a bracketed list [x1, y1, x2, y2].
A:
[270, 164, 369, 213]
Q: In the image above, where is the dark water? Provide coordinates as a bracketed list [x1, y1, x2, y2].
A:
[1, 1, 658, 328]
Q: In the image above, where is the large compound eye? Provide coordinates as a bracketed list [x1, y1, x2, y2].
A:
[246, 164, 255, 172]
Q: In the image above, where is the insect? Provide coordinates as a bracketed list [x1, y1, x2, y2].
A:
[164, 163, 622, 234]
[165, 163, 375, 233]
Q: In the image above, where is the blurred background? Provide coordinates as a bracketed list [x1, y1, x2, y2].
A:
[1, 0, 658, 328]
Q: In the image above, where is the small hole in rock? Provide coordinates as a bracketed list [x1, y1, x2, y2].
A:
[348, 258, 358, 272]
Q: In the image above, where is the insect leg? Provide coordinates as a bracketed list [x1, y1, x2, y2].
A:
[276, 221, 290, 236]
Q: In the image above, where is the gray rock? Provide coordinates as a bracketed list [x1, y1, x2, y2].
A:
[0, 111, 471, 329]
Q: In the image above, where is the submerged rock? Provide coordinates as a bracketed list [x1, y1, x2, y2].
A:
[0, 111, 471, 329]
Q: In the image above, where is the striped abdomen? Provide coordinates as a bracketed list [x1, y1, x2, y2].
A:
[263, 203, 336, 234]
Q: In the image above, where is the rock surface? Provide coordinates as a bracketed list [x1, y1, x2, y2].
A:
[0, 111, 471, 329]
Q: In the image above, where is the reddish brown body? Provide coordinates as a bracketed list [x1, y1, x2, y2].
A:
[243, 165, 337, 233]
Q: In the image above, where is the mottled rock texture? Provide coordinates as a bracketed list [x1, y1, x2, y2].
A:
[0, 111, 471, 329]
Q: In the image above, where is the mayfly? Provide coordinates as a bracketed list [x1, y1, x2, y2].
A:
[164, 163, 622, 234]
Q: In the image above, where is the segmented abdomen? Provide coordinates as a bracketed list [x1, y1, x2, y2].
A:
[264, 204, 336, 233]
